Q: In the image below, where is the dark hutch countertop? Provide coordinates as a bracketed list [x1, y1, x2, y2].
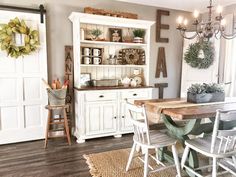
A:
[74, 86, 153, 91]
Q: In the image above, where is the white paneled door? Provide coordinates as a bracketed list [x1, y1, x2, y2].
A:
[0, 10, 48, 144]
[180, 32, 220, 97]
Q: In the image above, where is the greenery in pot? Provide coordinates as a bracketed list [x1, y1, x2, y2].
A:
[90, 29, 102, 40]
[187, 83, 225, 103]
[187, 83, 224, 94]
[133, 29, 146, 38]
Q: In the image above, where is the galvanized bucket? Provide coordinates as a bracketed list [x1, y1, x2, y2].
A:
[47, 88, 67, 106]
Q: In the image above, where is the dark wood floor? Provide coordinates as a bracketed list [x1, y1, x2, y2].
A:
[0, 135, 133, 177]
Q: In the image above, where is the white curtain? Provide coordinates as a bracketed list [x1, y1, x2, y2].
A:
[220, 14, 236, 97]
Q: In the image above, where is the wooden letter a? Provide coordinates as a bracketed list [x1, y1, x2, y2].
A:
[155, 47, 167, 78]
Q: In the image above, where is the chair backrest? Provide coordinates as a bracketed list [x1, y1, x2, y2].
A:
[126, 101, 151, 145]
[211, 109, 236, 155]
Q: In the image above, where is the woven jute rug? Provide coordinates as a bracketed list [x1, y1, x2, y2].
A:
[84, 148, 234, 177]
[83, 148, 177, 177]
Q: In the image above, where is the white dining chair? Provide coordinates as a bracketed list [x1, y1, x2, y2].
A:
[125, 102, 182, 177]
[181, 109, 236, 177]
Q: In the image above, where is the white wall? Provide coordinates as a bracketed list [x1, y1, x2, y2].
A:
[222, 4, 236, 14]
[0, 0, 191, 98]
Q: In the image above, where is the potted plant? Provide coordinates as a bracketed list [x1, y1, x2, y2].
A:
[90, 29, 102, 41]
[187, 83, 225, 103]
[133, 29, 146, 43]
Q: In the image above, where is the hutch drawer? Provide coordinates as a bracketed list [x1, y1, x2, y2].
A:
[121, 90, 149, 100]
[85, 91, 117, 102]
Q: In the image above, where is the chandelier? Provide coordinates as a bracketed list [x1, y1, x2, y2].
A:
[176, 0, 236, 40]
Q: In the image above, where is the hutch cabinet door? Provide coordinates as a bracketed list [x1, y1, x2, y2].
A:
[85, 102, 117, 135]
[120, 102, 133, 132]
[0, 10, 48, 144]
[101, 102, 117, 133]
[85, 103, 101, 135]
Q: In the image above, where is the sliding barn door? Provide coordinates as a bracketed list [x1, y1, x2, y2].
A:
[180, 32, 220, 97]
[0, 10, 48, 144]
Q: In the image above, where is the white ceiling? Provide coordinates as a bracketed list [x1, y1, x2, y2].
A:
[116, 0, 236, 12]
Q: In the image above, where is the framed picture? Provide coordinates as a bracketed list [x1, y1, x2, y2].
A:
[80, 73, 91, 87]
[109, 28, 122, 42]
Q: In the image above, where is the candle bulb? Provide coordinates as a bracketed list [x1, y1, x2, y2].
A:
[177, 16, 183, 24]
[183, 19, 188, 26]
[193, 10, 199, 19]
[217, 5, 223, 14]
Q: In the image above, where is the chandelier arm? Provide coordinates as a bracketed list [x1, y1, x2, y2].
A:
[221, 32, 236, 39]
[220, 24, 236, 39]
[214, 27, 221, 38]
[179, 30, 199, 40]
[214, 32, 221, 40]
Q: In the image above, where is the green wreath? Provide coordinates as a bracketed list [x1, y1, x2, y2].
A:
[0, 17, 40, 58]
[184, 41, 214, 69]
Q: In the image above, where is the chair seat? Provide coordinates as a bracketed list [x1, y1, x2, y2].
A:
[134, 130, 177, 148]
[185, 136, 234, 158]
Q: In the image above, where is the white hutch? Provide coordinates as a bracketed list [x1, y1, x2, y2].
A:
[69, 12, 155, 143]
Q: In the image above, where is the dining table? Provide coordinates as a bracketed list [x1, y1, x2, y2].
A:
[134, 98, 236, 177]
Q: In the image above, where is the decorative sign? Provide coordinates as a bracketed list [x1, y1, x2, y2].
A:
[64, 46, 74, 127]
[155, 47, 167, 78]
[109, 28, 122, 42]
[84, 7, 138, 19]
[156, 10, 170, 43]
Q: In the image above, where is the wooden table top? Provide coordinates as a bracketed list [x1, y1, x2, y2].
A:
[134, 98, 236, 120]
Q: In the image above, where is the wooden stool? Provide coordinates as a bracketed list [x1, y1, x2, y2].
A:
[44, 105, 71, 148]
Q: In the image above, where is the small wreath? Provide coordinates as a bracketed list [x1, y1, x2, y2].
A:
[0, 17, 40, 58]
[184, 41, 214, 69]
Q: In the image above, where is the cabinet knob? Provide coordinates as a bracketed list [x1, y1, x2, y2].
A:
[99, 95, 104, 98]
[122, 116, 125, 118]
[133, 93, 137, 96]
[114, 116, 117, 119]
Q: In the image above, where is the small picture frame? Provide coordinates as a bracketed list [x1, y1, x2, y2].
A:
[80, 73, 91, 87]
[109, 28, 122, 42]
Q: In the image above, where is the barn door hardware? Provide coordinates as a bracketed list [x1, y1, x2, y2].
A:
[0, 4, 46, 23]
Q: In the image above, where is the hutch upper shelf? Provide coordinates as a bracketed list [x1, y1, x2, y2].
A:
[80, 40, 147, 47]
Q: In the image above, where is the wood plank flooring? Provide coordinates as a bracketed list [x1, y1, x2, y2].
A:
[0, 135, 133, 177]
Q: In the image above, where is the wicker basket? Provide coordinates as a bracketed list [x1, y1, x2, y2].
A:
[47, 88, 67, 106]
